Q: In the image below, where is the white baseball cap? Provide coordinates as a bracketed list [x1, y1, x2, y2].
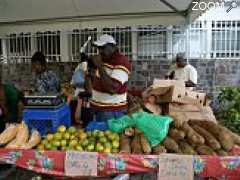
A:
[93, 34, 116, 47]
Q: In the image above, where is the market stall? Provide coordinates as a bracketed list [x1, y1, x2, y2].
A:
[0, 80, 240, 179]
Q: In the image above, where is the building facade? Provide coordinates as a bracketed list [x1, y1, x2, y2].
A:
[0, 6, 240, 107]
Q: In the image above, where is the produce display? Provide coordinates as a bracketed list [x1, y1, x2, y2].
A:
[0, 122, 41, 149]
[37, 126, 120, 153]
[116, 120, 240, 156]
[0, 80, 239, 159]
[119, 86, 240, 156]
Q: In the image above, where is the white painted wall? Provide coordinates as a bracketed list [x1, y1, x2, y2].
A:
[198, 5, 240, 21]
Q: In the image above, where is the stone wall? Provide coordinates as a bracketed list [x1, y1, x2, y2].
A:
[1, 59, 240, 107]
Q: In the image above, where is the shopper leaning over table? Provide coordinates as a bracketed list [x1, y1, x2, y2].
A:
[31, 52, 60, 95]
[86, 34, 131, 122]
[166, 52, 198, 88]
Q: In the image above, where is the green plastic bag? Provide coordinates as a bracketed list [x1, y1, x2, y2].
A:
[108, 112, 173, 147]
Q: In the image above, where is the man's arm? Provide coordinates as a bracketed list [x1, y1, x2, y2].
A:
[98, 66, 120, 94]
[90, 55, 123, 94]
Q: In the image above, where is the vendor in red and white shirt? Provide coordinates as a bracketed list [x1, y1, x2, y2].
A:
[87, 34, 131, 122]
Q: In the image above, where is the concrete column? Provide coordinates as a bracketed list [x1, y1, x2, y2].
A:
[166, 26, 173, 60]
[60, 31, 70, 62]
[131, 27, 138, 61]
[1, 38, 8, 62]
[206, 20, 212, 59]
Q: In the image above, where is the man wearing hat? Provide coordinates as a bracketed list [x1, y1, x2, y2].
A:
[87, 34, 131, 122]
[166, 53, 198, 87]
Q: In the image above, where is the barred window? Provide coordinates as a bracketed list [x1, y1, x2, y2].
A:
[211, 21, 240, 58]
[70, 28, 98, 61]
[6, 33, 31, 62]
[35, 31, 61, 62]
[137, 26, 167, 60]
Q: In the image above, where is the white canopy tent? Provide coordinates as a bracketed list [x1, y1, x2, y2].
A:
[0, 0, 214, 34]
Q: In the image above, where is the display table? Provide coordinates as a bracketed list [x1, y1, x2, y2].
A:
[0, 148, 240, 179]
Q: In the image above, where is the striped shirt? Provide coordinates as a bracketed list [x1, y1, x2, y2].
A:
[91, 52, 131, 111]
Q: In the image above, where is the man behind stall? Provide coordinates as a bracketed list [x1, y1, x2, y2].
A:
[166, 53, 198, 87]
[87, 34, 131, 121]
[31, 52, 60, 95]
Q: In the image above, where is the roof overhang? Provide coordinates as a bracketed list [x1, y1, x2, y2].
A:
[0, 0, 214, 33]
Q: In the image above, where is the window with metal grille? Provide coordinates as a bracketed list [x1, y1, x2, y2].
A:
[70, 28, 98, 61]
[35, 31, 61, 62]
[102, 27, 132, 59]
[137, 26, 167, 60]
[211, 21, 240, 58]
[6, 33, 31, 63]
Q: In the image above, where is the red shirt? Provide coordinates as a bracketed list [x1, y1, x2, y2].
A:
[91, 52, 131, 111]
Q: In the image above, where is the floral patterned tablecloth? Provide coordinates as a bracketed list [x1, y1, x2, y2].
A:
[0, 148, 240, 179]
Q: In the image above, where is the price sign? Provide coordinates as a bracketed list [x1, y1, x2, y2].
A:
[65, 151, 98, 177]
[158, 154, 193, 180]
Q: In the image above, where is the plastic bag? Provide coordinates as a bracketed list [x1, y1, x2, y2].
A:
[71, 62, 87, 88]
[108, 112, 173, 147]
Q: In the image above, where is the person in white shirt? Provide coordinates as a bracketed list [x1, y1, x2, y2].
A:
[166, 53, 198, 87]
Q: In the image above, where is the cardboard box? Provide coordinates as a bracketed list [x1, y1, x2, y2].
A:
[185, 90, 206, 106]
[168, 106, 217, 123]
[163, 103, 201, 114]
[150, 80, 186, 103]
[187, 106, 217, 123]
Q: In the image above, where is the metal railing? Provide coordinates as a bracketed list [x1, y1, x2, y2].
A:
[0, 20, 239, 63]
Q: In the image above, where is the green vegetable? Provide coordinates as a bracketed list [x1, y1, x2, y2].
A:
[217, 86, 240, 134]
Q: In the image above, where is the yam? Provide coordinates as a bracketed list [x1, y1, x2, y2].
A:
[169, 128, 185, 141]
[218, 133, 233, 151]
[134, 128, 142, 135]
[173, 119, 184, 129]
[196, 146, 217, 155]
[191, 125, 221, 150]
[171, 112, 186, 128]
[21, 130, 41, 149]
[131, 134, 143, 154]
[189, 120, 234, 151]
[216, 150, 228, 156]
[182, 122, 205, 145]
[162, 137, 181, 153]
[140, 133, 152, 154]
[178, 141, 197, 155]
[120, 133, 131, 153]
[187, 137, 200, 148]
[0, 124, 18, 145]
[152, 145, 167, 154]
[124, 128, 135, 137]
[219, 126, 240, 146]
